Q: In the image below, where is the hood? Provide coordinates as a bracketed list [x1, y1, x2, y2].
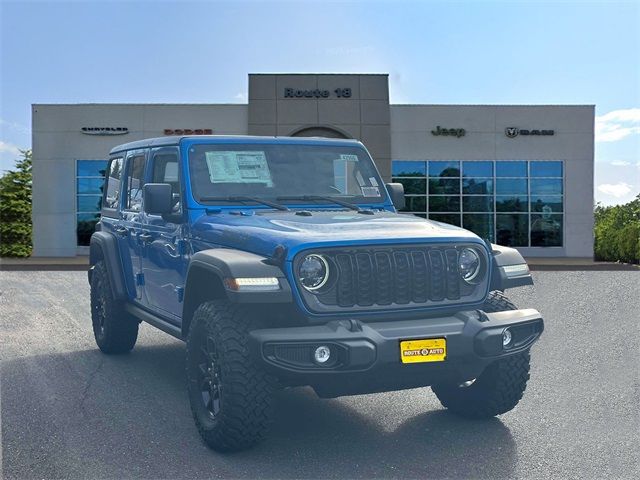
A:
[189, 209, 483, 260]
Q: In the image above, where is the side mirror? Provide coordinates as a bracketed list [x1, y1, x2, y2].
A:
[143, 183, 173, 215]
[385, 182, 406, 211]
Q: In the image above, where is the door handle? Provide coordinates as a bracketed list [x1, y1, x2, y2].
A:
[138, 232, 154, 244]
[114, 226, 128, 236]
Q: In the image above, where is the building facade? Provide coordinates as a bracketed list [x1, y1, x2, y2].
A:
[31, 73, 594, 258]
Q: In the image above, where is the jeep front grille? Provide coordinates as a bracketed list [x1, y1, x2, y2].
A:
[294, 244, 489, 313]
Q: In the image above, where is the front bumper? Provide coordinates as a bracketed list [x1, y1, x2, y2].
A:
[249, 308, 543, 397]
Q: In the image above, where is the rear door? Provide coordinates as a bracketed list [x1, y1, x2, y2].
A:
[119, 149, 148, 301]
[139, 147, 187, 320]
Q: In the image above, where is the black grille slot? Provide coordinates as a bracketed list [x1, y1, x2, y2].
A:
[302, 244, 481, 311]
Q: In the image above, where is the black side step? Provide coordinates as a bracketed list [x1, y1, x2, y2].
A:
[125, 303, 183, 340]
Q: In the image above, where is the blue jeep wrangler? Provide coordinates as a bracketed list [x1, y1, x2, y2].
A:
[88, 135, 543, 451]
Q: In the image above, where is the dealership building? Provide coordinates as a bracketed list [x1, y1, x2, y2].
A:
[31, 73, 595, 258]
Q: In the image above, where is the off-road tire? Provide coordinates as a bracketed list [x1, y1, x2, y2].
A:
[431, 291, 531, 418]
[186, 300, 277, 452]
[90, 260, 138, 353]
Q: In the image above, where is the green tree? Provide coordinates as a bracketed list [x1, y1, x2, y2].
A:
[0, 149, 33, 257]
[594, 193, 640, 264]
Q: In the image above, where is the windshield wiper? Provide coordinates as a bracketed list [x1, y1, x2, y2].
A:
[199, 195, 289, 211]
[276, 195, 362, 212]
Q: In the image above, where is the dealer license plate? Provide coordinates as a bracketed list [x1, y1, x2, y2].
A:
[400, 338, 447, 364]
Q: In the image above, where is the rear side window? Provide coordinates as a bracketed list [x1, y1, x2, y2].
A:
[103, 157, 123, 209]
[125, 154, 146, 212]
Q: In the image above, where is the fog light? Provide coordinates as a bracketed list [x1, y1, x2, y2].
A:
[314, 345, 331, 364]
[502, 329, 512, 347]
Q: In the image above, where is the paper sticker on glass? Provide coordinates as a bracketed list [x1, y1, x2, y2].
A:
[205, 151, 273, 186]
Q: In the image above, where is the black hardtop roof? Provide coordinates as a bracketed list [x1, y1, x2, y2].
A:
[109, 135, 361, 155]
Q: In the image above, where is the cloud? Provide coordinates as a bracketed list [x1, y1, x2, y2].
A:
[597, 182, 633, 198]
[595, 108, 640, 142]
[610, 160, 631, 166]
[0, 141, 21, 156]
[234, 92, 247, 103]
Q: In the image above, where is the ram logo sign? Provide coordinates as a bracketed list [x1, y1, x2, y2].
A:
[505, 127, 554, 138]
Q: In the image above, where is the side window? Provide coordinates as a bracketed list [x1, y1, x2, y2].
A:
[125, 154, 146, 212]
[103, 157, 123, 209]
[150, 149, 181, 214]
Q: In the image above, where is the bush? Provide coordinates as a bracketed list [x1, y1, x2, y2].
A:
[0, 149, 33, 257]
[594, 194, 640, 264]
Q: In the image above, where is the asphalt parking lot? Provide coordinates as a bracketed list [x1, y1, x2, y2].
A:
[1, 270, 638, 479]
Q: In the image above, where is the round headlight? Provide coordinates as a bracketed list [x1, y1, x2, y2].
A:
[458, 248, 481, 282]
[299, 254, 329, 291]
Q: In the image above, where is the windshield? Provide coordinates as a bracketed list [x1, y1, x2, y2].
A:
[187, 143, 387, 206]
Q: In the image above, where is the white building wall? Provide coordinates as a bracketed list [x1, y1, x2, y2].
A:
[31, 104, 247, 256]
[390, 105, 595, 257]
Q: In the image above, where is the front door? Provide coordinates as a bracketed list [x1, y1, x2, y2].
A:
[139, 147, 187, 320]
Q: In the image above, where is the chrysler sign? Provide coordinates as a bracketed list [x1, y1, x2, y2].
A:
[505, 127, 554, 138]
[81, 127, 128, 135]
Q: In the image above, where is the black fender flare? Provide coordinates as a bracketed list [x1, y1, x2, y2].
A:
[181, 249, 292, 337]
[88, 232, 128, 300]
[489, 244, 534, 291]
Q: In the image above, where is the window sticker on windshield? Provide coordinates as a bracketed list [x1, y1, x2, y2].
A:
[369, 176, 379, 187]
[361, 186, 381, 197]
[340, 154, 359, 162]
[205, 151, 273, 186]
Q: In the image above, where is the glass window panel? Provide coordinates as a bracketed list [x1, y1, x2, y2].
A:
[463, 196, 493, 212]
[530, 161, 563, 177]
[428, 195, 460, 212]
[463, 161, 493, 177]
[413, 213, 427, 219]
[496, 195, 528, 212]
[429, 213, 461, 227]
[392, 161, 426, 177]
[463, 178, 493, 194]
[531, 214, 563, 246]
[531, 195, 563, 213]
[496, 178, 528, 195]
[429, 161, 460, 177]
[77, 160, 108, 177]
[496, 161, 527, 177]
[531, 178, 563, 195]
[400, 196, 426, 213]
[496, 214, 529, 247]
[77, 213, 101, 246]
[463, 214, 495, 242]
[393, 177, 427, 195]
[77, 177, 106, 195]
[429, 178, 460, 195]
[103, 158, 123, 209]
[77, 195, 102, 212]
[126, 155, 146, 211]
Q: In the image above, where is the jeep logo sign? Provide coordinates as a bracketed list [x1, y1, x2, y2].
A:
[505, 127, 554, 138]
[431, 126, 466, 138]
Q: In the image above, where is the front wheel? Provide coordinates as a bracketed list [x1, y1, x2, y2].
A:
[185, 300, 277, 452]
[431, 291, 531, 418]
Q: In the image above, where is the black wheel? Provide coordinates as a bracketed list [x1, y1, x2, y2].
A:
[186, 300, 277, 452]
[90, 260, 138, 354]
[431, 291, 531, 418]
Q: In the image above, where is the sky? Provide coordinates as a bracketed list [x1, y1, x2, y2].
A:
[1, 0, 638, 205]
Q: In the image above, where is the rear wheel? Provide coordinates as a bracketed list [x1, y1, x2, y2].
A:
[185, 300, 277, 452]
[431, 291, 531, 418]
[90, 260, 138, 354]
